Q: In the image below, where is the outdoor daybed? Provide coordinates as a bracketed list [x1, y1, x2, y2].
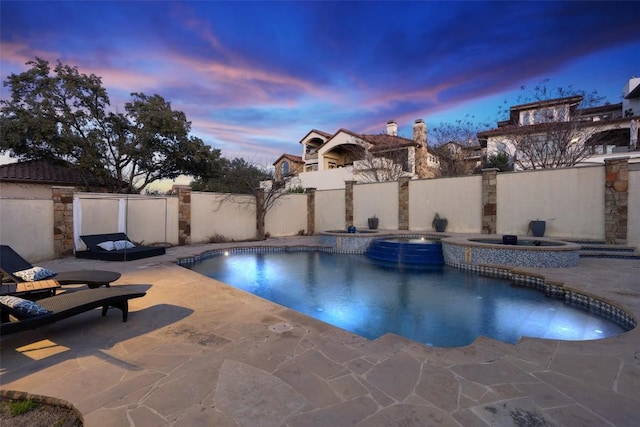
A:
[75, 233, 166, 262]
[0, 285, 148, 336]
[1, 245, 121, 289]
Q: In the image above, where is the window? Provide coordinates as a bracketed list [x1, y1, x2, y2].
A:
[281, 161, 289, 176]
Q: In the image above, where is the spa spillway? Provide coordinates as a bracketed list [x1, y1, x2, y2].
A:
[365, 237, 444, 266]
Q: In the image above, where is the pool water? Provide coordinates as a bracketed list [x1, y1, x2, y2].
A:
[187, 251, 626, 347]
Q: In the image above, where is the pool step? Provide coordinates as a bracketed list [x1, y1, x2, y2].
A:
[572, 242, 640, 259]
[365, 239, 444, 265]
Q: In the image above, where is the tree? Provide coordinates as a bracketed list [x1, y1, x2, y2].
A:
[346, 135, 416, 182]
[491, 79, 608, 170]
[192, 158, 293, 240]
[0, 58, 222, 192]
[430, 115, 486, 177]
[483, 152, 513, 172]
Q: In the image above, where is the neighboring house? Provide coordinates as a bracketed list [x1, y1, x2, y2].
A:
[478, 78, 640, 170]
[274, 119, 440, 190]
[273, 154, 304, 182]
[437, 141, 484, 175]
[0, 159, 110, 199]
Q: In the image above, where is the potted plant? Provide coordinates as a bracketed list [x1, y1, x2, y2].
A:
[432, 213, 448, 232]
[368, 215, 379, 230]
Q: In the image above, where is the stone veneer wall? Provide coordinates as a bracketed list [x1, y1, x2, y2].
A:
[52, 186, 75, 257]
[398, 178, 410, 230]
[176, 186, 191, 245]
[345, 181, 355, 227]
[481, 169, 498, 234]
[306, 188, 316, 235]
[604, 157, 629, 244]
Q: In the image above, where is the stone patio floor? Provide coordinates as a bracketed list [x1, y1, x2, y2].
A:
[1, 235, 639, 426]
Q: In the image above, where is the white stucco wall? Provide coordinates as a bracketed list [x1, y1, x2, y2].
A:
[264, 194, 307, 237]
[0, 199, 54, 261]
[409, 176, 482, 232]
[191, 192, 257, 242]
[496, 166, 604, 238]
[628, 166, 640, 249]
[353, 181, 398, 230]
[295, 167, 355, 190]
[0, 182, 53, 200]
[315, 190, 345, 231]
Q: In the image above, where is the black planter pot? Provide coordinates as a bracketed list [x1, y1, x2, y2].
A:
[368, 217, 379, 230]
[434, 219, 447, 232]
[530, 220, 546, 237]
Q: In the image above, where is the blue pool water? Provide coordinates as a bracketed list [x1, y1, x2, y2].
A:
[187, 251, 626, 347]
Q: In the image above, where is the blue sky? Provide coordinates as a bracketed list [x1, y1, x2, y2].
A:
[1, 1, 639, 164]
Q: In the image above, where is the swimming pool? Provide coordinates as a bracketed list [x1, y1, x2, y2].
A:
[186, 250, 627, 347]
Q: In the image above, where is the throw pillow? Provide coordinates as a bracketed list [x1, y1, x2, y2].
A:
[0, 295, 52, 319]
[13, 266, 56, 282]
[114, 240, 135, 250]
[97, 241, 116, 251]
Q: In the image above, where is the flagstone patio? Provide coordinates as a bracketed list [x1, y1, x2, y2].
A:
[1, 235, 639, 426]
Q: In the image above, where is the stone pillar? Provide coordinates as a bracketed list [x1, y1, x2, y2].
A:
[345, 181, 355, 228]
[306, 188, 316, 235]
[176, 185, 191, 246]
[52, 186, 75, 257]
[481, 168, 498, 234]
[604, 157, 629, 244]
[398, 177, 410, 230]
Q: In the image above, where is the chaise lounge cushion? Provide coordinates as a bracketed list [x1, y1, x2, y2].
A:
[13, 266, 57, 282]
[0, 295, 52, 319]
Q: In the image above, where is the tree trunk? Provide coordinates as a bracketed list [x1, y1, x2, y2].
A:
[256, 189, 266, 240]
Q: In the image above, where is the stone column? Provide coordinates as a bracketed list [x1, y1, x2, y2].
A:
[604, 157, 629, 244]
[306, 188, 316, 235]
[398, 177, 410, 230]
[175, 185, 191, 246]
[52, 186, 75, 257]
[481, 168, 498, 234]
[345, 181, 355, 228]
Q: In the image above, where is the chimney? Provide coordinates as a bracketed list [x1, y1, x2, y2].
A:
[413, 118, 427, 147]
[386, 120, 398, 136]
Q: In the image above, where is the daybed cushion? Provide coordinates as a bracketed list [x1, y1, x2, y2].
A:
[13, 266, 56, 282]
[77, 233, 165, 262]
[0, 295, 52, 319]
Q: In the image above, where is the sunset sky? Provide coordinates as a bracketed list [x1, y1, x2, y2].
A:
[1, 1, 639, 164]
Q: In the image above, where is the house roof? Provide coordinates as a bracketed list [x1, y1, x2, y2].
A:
[626, 82, 640, 99]
[298, 129, 332, 144]
[272, 153, 303, 166]
[0, 159, 106, 186]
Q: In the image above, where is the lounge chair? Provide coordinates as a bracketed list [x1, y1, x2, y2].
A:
[75, 233, 166, 262]
[0, 285, 148, 336]
[0, 245, 121, 289]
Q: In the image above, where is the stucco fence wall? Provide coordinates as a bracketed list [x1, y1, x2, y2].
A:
[0, 198, 54, 261]
[190, 192, 307, 243]
[408, 175, 482, 232]
[496, 166, 604, 239]
[315, 190, 345, 232]
[354, 181, 398, 230]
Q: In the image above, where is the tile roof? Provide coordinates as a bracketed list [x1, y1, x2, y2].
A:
[0, 159, 106, 186]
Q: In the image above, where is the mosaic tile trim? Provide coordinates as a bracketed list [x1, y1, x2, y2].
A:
[319, 233, 443, 254]
[442, 241, 580, 268]
[446, 259, 636, 331]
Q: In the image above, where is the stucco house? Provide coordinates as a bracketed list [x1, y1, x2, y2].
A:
[273, 119, 441, 190]
[478, 78, 640, 169]
[0, 158, 110, 199]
